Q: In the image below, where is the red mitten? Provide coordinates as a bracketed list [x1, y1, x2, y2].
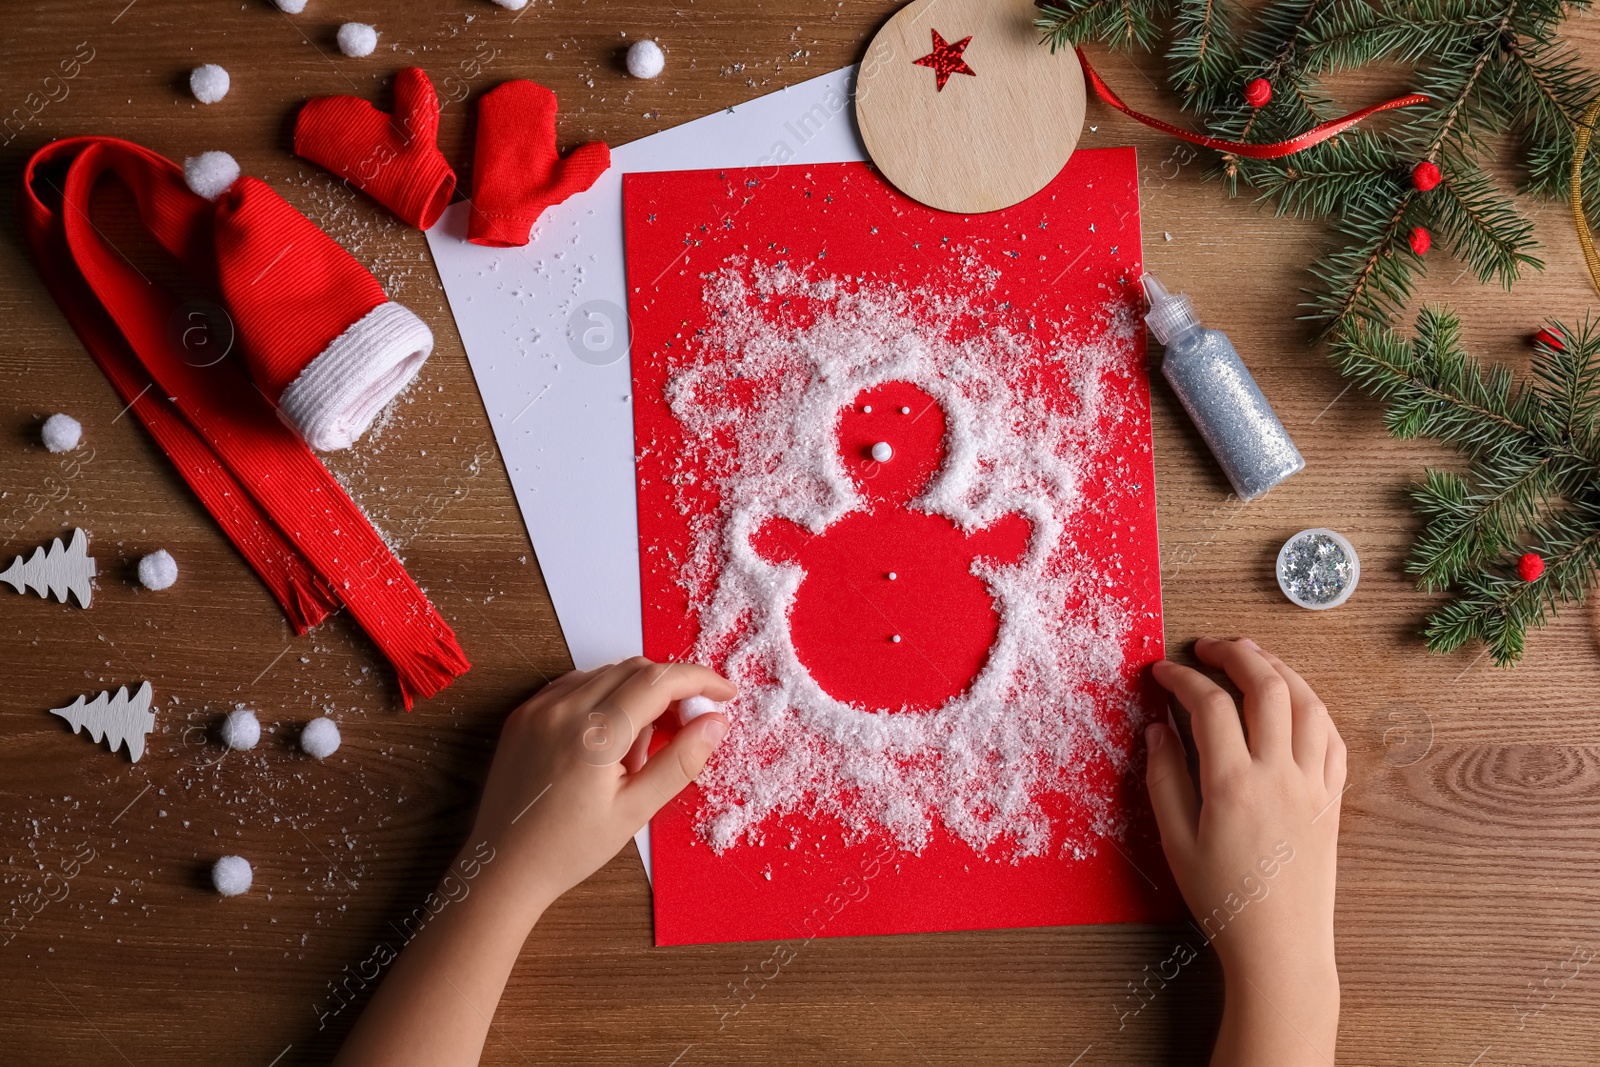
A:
[294, 67, 456, 230]
[468, 80, 610, 248]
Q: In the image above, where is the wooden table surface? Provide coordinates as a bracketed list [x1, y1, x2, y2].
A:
[3, 2, 1600, 1064]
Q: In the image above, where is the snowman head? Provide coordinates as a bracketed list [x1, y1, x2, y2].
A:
[838, 382, 947, 507]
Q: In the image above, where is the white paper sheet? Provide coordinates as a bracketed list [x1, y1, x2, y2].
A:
[425, 67, 865, 877]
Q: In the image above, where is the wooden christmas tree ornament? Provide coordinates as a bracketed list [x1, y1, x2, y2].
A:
[855, 0, 1085, 214]
[51, 682, 156, 762]
[1, 528, 95, 608]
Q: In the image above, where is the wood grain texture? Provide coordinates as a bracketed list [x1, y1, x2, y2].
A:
[855, 0, 1084, 213]
[2, 2, 1600, 1064]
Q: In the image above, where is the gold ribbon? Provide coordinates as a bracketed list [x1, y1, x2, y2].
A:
[1569, 95, 1600, 295]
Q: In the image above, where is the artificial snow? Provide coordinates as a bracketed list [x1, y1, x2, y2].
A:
[137, 549, 178, 591]
[300, 717, 341, 758]
[212, 855, 252, 896]
[660, 260, 1143, 860]
[41, 413, 81, 453]
[488, 0, 527, 9]
[273, 0, 307, 11]
[189, 64, 230, 104]
[627, 39, 665, 79]
[337, 22, 378, 58]
[219, 707, 260, 751]
[183, 151, 239, 201]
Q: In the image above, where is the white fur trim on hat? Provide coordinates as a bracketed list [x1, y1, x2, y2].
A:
[183, 151, 240, 201]
[277, 302, 433, 451]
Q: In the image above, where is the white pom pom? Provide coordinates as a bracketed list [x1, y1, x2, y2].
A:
[41, 413, 82, 453]
[189, 64, 230, 105]
[678, 694, 721, 725]
[219, 707, 260, 751]
[337, 22, 378, 57]
[627, 39, 665, 79]
[273, 0, 307, 11]
[183, 151, 239, 201]
[300, 716, 341, 758]
[137, 549, 178, 591]
[212, 855, 253, 896]
[870, 441, 893, 462]
[489, 0, 527, 8]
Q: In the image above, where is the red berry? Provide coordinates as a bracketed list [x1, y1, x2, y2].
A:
[1533, 327, 1564, 351]
[1408, 226, 1430, 255]
[1244, 78, 1272, 108]
[1518, 552, 1545, 582]
[1412, 160, 1442, 191]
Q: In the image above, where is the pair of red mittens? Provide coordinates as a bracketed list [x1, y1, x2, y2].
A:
[294, 69, 609, 247]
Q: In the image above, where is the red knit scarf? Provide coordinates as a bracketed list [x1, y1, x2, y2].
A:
[19, 137, 469, 708]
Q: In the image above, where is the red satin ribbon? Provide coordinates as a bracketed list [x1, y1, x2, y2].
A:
[1075, 48, 1429, 159]
[19, 137, 469, 708]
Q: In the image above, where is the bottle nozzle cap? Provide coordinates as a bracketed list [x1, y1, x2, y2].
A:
[1141, 271, 1199, 346]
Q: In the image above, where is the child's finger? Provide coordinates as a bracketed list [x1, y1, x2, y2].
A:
[622, 723, 654, 774]
[1323, 715, 1348, 797]
[1150, 660, 1249, 786]
[1193, 638, 1292, 761]
[567, 656, 654, 709]
[1242, 641, 1329, 777]
[511, 668, 592, 718]
[622, 713, 730, 821]
[607, 661, 737, 735]
[1144, 721, 1199, 854]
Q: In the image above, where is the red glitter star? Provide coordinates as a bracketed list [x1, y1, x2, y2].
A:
[912, 29, 976, 92]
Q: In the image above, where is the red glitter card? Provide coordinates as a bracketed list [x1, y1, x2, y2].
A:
[624, 150, 1180, 946]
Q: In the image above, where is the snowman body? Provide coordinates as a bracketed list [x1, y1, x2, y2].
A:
[753, 382, 1030, 713]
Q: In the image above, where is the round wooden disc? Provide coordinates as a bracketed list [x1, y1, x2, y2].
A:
[855, 0, 1086, 215]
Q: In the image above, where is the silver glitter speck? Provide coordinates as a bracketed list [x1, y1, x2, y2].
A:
[1276, 528, 1359, 610]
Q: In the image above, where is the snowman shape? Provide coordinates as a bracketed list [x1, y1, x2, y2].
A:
[752, 381, 1031, 713]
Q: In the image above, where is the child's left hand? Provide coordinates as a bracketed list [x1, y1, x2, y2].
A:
[468, 658, 735, 925]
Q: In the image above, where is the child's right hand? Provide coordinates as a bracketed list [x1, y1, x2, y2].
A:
[1147, 637, 1346, 1066]
[467, 658, 736, 927]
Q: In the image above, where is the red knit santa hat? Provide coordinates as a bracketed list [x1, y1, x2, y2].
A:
[184, 150, 434, 450]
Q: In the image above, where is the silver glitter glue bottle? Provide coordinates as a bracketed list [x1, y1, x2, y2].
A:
[1142, 273, 1305, 502]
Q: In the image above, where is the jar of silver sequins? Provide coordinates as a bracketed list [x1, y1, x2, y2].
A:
[1276, 528, 1359, 610]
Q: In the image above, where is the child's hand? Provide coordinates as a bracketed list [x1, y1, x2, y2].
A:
[334, 659, 734, 1067]
[1147, 637, 1346, 1067]
[468, 658, 736, 923]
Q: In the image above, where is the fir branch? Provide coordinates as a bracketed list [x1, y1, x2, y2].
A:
[1497, 32, 1600, 198]
[1423, 499, 1600, 662]
[1036, 0, 1170, 53]
[1243, 133, 1404, 218]
[1413, 5, 1517, 159]
[1169, 0, 1242, 110]
[1429, 155, 1542, 286]
[1330, 308, 1548, 461]
[1301, 0, 1498, 74]
[1308, 5, 1526, 332]
[1528, 319, 1600, 463]
[1407, 463, 1552, 589]
[1305, 194, 1418, 331]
